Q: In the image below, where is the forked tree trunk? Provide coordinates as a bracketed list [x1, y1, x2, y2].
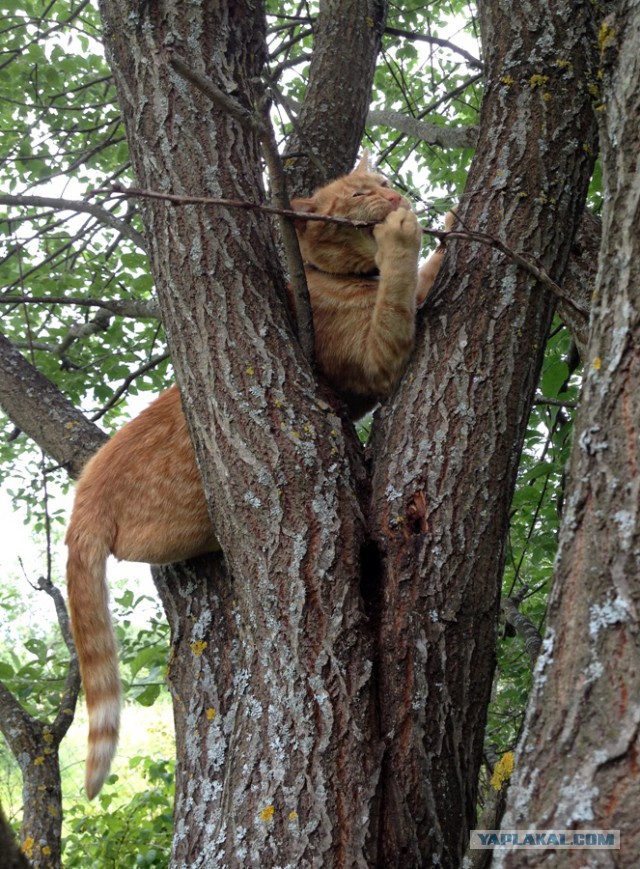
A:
[497, 3, 640, 866]
[97, 0, 600, 866]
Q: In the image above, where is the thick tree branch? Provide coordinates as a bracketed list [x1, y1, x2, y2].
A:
[499, 5, 640, 857]
[284, 0, 389, 192]
[98, 2, 376, 862]
[369, 0, 598, 859]
[367, 109, 478, 149]
[0, 329, 107, 477]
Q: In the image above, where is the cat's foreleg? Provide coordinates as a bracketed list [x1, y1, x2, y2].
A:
[357, 208, 422, 399]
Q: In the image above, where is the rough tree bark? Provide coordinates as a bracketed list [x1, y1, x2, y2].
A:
[96, 0, 603, 865]
[497, 2, 640, 866]
[0, 579, 80, 869]
[97, 1, 380, 865]
[368, 0, 598, 863]
[282, 0, 388, 194]
[0, 330, 107, 477]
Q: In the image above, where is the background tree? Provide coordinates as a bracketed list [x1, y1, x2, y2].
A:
[1, 0, 632, 866]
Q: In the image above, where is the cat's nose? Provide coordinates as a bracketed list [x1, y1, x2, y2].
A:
[380, 188, 403, 209]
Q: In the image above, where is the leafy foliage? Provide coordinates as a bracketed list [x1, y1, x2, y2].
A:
[0, 579, 71, 718]
[489, 318, 581, 754]
[63, 754, 174, 869]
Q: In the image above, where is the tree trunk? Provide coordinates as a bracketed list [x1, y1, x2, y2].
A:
[368, 0, 598, 863]
[98, 1, 379, 864]
[497, 2, 640, 865]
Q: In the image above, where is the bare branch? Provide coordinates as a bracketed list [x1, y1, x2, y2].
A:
[57, 308, 112, 355]
[440, 226, 589, 316]
[91, 184, 379, 228]
[168, 53, 266, 135]
[377, 72, 484, 165]
[0, 294, 160, 318]
[533, 394, 578, 409]
[7, 309, 114, 361]
[90, 185, 585, 315]
[367, 109, 478, 149]
[384, 26, 483, 70]
[259, 106, 315, 362]
[37, 576, 81, 741]
[0, 193, 146, 251]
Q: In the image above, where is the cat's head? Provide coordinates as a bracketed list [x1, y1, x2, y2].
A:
[291, 153, 411, 275]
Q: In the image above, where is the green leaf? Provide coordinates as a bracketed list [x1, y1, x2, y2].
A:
[129, 646, 161, 679]
[540, 360, 570, 398]
[0, 661, 15, 680]
[134, 684, 161, 707]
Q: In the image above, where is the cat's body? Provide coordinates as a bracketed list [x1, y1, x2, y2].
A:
[66, 155, 448, 798]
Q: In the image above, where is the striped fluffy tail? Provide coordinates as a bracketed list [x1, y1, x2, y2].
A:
[65, 527, 121, 799]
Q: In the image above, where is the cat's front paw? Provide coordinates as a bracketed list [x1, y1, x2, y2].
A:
[373, 208, 422, 271]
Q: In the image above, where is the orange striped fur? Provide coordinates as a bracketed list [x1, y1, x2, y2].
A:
[65, 154, 447, 798]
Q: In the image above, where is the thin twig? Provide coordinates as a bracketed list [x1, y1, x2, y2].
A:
[89, 184, 377, 228]
[439, 228, 589, 316]
[168, 53, 265, 134]
[0, 294, 160, 318]
[89, 351, 171, 422]
[384, 26, 483, 70]
[89, 184, 582, 314]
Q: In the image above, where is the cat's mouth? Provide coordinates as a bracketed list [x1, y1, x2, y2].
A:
[367, 197, 410, 222]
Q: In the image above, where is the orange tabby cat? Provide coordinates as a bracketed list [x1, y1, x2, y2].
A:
[65, 153, 448, 798]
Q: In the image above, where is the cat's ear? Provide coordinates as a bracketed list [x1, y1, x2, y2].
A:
[353, 150, 370, 175]
[290, 196, 317, 233]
